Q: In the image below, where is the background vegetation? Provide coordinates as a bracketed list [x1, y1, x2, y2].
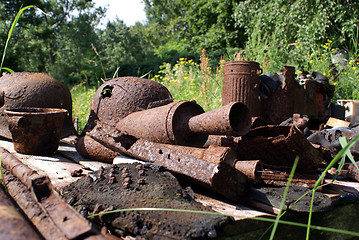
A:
[2, 0, 359, 130]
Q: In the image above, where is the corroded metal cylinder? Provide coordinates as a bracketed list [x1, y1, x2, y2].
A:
[222, 61, 262, 117]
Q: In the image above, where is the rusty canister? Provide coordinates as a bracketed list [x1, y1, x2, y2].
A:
[223, 61, 262, 117]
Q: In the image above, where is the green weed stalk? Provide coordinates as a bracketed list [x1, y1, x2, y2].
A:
[0, 5, 36, 74]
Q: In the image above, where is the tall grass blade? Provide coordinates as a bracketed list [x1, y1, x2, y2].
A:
[306, 134, 359, 239]
[0, 5, 36, 74]
[0, 67, 14, 73]
[314, 133, 359, 190]
[269, 157, 299, 240]
[339, 136, 359, 171]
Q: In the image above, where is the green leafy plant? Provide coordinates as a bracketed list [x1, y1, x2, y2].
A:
[0, 5, 36, 74]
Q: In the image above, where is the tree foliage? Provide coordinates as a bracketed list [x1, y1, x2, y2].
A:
[234, 0, 359, 72]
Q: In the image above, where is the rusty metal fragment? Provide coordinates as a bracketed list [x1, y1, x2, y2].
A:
[88, 122, 249, 202]
[260, 169, 320, 189]
[1, 148, 108, 240]
[0, 186, 42, 240]
[222, 61, 262, 117]
[236, 125, 324, 173]
[116, 101, 250, 146]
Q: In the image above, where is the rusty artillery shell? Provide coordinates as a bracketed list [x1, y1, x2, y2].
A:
[188, 102, 251, 136]
[116, 100, 207, 146]
[222, 61, 262, 117]
[234, 160, 262, 182]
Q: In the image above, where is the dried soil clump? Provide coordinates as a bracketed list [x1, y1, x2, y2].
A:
[61, 163, 230, 239]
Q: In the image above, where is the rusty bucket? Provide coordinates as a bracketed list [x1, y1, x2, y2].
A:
[5, 107, 68, 155]
[223, 61, 262, 117]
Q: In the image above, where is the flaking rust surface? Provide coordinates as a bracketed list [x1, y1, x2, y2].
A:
[61, 163, 230, 239]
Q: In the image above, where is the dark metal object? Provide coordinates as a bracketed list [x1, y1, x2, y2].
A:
[116, 101, 251, 146]
[0, 148, 107, 240]
[0, 72, 74, 139]
[0, 186, 42, 240]
[88, 122, 248, 202]
[5, 107, 67, 155]
[236, 125, 324, 173]
[77, 77, 172, 161]
[222, 61, 262, 117]
[280, 113, 309, 132]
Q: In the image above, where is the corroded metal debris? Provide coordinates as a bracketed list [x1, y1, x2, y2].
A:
[116, 101, 251, 146]
[0, 148, 108, 240]
[0, 72, 74, 139]
[203, 125, 324, 174]
[260, 169, 321, 189]
[88, 121, 249, 202]
[61, 163, 231, 239]
[5, 107, 68, 155]
[236, 125, 324, 173]
[77, 77, 173, 161]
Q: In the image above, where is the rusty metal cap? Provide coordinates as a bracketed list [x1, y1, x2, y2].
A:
[0, 72, 74, 139]
[82, 76, 173, 133]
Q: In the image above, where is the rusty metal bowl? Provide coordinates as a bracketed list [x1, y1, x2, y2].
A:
[5, 107, 68, 155]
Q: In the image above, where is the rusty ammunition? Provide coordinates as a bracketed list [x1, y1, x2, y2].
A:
[116, 100, 250, 146]
[188, 102, 251, 136]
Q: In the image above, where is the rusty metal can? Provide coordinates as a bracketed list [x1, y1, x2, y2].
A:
[223, 61, 262, 117]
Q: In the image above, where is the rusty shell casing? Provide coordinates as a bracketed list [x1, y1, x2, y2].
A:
[234, 160, 262, 182]
[188, 102, 251, 136]
[116, 100, 207, 146]
[222, 61, 261, 117]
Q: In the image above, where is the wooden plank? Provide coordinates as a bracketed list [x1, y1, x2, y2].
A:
[0, 139, 88, 190]
[195, 193, 275, 220]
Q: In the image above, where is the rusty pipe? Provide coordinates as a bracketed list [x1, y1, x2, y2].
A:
[234, 160, 262, 182]
[188, 102, 251, 136]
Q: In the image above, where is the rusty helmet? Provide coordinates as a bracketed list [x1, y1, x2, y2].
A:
[0, 72, 75, 139]
[77, 76, 173, 162]
[82, 76, 173, 132]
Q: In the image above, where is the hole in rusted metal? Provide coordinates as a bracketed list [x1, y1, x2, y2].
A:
[159, 149, 163, 154]
[167, 154, 171, 159]
[101, 85, 113, 98]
